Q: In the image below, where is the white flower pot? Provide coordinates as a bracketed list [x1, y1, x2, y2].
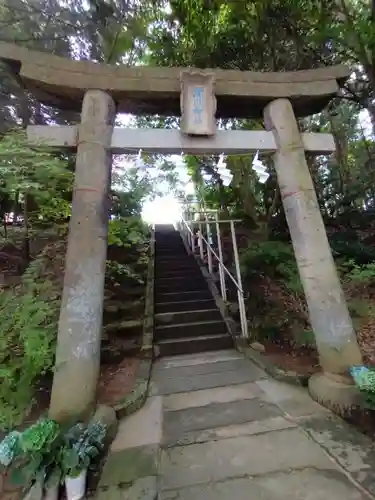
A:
[44, 484, 59, 500]
[65, 469, 87, 500]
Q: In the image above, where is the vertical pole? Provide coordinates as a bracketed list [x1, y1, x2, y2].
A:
[191, 222, 196, 254]
[206, 218, 213, 274]
[182, 210, 187, 241]
[198, 222, 204, 260]
[264, 98, 362, 413]
[187, 209, 192, 250]
[49, 90, 116, 422]
[230, 220, 248, 338]
[216, 214, 227, 301]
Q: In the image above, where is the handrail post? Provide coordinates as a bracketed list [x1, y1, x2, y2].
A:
[187, 209, 192, 250]
[191, 221, 196, 253]
[230, 220, 248, 338]
[216, 215, 227, 301]
[206, 218, 213, 274]
[198, 222, 204, 260]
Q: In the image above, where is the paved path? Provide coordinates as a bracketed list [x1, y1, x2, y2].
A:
[98, 350, 375, 499]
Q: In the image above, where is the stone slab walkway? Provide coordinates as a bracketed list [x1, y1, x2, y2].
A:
[96, 350, 375, 500]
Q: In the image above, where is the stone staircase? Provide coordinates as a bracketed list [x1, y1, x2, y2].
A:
[154, 224, 233, 357]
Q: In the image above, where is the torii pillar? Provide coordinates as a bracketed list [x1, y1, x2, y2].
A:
[48, 90, 116, 422]
[264, 99, 363, 414]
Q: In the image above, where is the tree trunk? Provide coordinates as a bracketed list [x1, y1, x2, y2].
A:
[48, 90, 116, 422]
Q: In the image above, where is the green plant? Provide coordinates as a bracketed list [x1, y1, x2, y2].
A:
[106, 260, 146, 285]
[346, 261, 375, 284]
[108, 216, 149, 249]
[0, 430, 21, 467]
[0, 260, 59, 430]
[240, 241, 303, 293]
[61, 421, 107, 478]
[0, 418, 63, 491]
[350, 366, 375, 408]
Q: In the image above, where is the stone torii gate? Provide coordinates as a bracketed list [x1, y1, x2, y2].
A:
[0, 42, 363, 421]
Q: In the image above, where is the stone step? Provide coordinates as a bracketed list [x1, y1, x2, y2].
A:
[155, 258, 194, 267]
[155, 264, 199, 275]
[155, 253, 194, 260]
[156, 285, 207, 297]
[155, 309, 222, 326]
[155, 265, 197, 274]
[154, 269, 202, 280]
[155, 240, 183, 245]
[156, 252, 194, 260]
[156, 290, 213, 303]
[157, 333, 233, 357]
[155, 243, 186, 249]
[156, 277, 206, 293]
[155, 290, 208, 303]
[155, 248, 187, 254]
[155, 233, 180, 238]
[156, 320, 227, 340]
[155, 298, 217, 314]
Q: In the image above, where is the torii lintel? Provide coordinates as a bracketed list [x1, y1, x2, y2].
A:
[0, 42, 349, 119]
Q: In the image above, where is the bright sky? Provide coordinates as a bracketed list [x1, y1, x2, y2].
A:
[142, 194, 182, 224]
[140, 154, 193, 224]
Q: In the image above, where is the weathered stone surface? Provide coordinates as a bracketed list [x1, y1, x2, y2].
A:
[98, 445, 159, 488]
[159, 468, 366, 500]
[301, 414, 375, 496]
[241, 345, 310, 386]
[163, 398, 283, 445]
[114, 379, 149, 418]
[141, 228, 155, 356]
[157, 350, 242, 369]
[48, 89, 116, 422]
[163, 382, 262, 411]
[257, 379, 330, 418]
[250, 341, 265, 352]
[0, 42, 350, 118]
[160, 428, 335, 490]
[163, 416, 296, 448]
[308, 373, 363, 416]
[152, 358, 259, 379]
[94, 347, 375, 500]
[28, 127, 336, 155]
[96, 477, 158, 500]
[151, 363, 266, 396]
[264, 98, 363, 377]
[111, 397, 163, 451]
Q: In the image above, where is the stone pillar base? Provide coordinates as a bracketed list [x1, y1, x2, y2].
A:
[308, 373, 363, 417]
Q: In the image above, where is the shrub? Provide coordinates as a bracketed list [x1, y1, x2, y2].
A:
[346, 261, 375, 285]
[240, 241, 302, 293]
[329, 235, 375, 265]
[107, 216, 150, 249]
[0, 262, 59, 430]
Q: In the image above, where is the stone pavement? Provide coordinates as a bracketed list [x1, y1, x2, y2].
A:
[96, 349, 375, 499]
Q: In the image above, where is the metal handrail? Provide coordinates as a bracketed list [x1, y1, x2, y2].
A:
[180, 216, 243, 293]
[179, 212, 248, 339]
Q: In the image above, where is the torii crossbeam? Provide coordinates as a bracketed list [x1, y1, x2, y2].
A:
[27, 126, 335, 155]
